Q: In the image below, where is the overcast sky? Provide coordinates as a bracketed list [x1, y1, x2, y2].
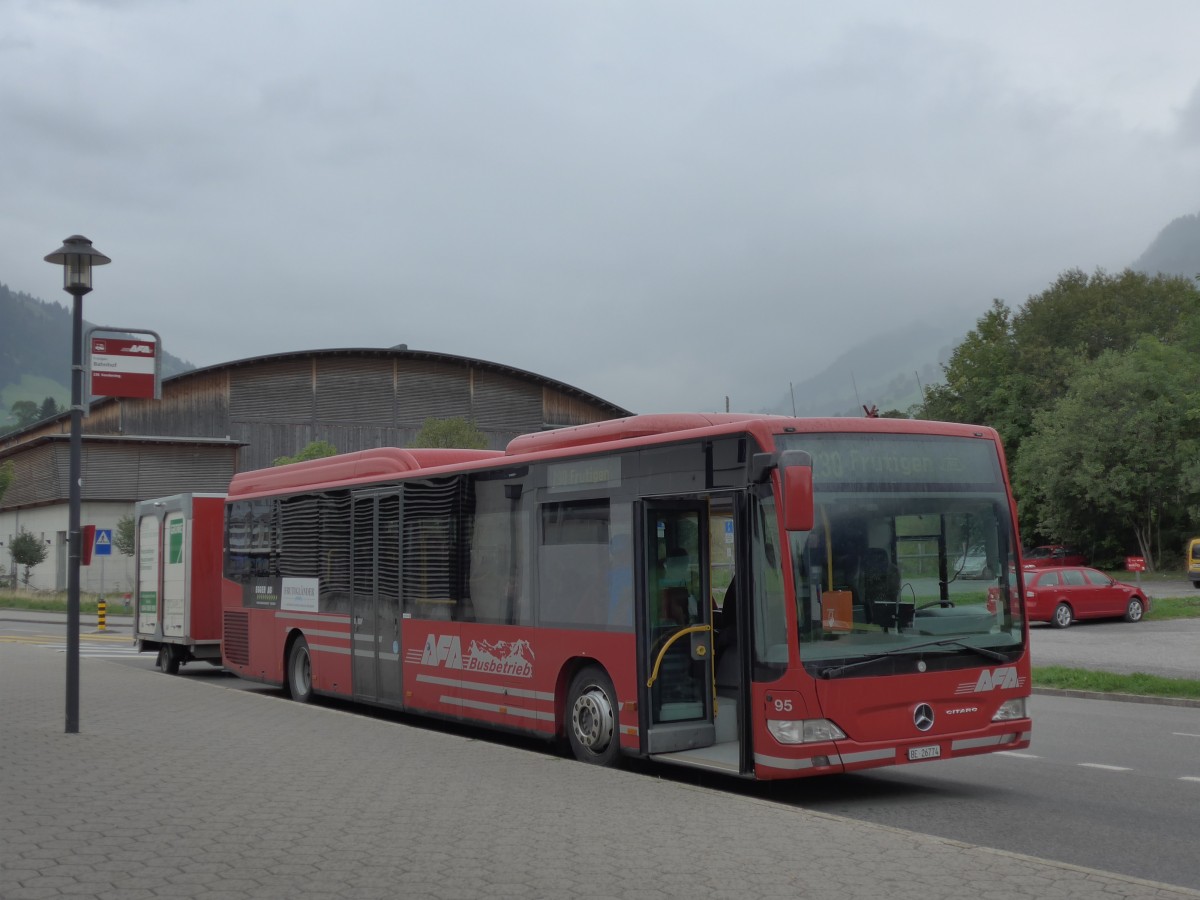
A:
[3, 1, 1199, 415]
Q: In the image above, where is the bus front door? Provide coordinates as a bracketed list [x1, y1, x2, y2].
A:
[641, 501, 716, 754]
[351, 490, 404, 707]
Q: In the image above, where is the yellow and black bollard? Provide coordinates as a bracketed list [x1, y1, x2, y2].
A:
[97, 598, 107, 632]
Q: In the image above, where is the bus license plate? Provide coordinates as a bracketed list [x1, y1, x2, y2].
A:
[908, 745, 941, 761]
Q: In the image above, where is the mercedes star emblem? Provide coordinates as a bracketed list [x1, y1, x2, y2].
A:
[913, 703, 935, 732]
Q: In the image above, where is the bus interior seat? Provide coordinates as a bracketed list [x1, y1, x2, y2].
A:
[660, 586, 689, 625]
[861, 547, 901, 627]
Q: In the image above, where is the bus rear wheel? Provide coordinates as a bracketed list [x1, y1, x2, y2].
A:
[287, 637, 313, 703]
[566, 666, 620, 767]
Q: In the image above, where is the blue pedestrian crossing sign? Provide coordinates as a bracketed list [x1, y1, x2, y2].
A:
[94, 528, 113, 556]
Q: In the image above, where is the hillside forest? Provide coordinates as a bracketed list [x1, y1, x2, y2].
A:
[915, 267, 1200, 571]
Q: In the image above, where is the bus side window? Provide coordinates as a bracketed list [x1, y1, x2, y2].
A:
[402, 478, 462, 620]
[538, 499, 611, 628]
[465, 475, 529, 626]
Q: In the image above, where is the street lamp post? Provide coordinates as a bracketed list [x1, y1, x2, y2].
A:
[44, 235, 111, 735]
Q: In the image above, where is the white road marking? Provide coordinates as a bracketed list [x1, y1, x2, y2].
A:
[1079, 763, 1133, 772]
[40, 643, 142, 657]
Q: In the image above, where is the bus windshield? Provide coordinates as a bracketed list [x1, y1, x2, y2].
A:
[775, 432, 1024, 673]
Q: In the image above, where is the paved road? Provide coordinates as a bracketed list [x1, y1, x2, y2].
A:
[782, 694, 1200, 891]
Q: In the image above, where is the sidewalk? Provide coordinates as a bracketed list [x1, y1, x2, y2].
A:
[3, 642, 1198, 899]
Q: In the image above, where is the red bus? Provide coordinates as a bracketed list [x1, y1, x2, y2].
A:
[220, 413, 1030, 779]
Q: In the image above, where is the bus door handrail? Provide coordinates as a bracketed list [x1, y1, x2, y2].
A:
[646, 624, 712, 688]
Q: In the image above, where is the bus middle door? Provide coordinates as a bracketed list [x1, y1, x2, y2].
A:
[351, 490, 404, 707]
[641, 500, 716, 754]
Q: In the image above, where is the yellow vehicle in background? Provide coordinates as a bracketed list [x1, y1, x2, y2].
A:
[1188, 537, 1200, 589]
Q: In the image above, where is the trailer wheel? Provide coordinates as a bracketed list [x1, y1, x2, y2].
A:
[566, 666, 620, 767]
[287, 637, 313, 703]
[157, 644, 180, 675]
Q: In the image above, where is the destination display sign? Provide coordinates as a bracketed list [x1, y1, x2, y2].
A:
[776, 433, 1002, 486]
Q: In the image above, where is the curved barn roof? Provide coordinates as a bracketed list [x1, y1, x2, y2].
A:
[165, 346, 632, 417]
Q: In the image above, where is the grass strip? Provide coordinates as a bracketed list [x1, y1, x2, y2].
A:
[1, 594, 132, 616]
[1033, 665, 1200, 701]
[1145, 595, 1200, 619]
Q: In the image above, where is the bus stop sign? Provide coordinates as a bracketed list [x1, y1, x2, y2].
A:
[85, 327, 163, 403]
[1125, 556, 1146, 572]
[90, 337, 157, 398]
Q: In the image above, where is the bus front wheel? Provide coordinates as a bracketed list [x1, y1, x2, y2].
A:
[566, 666, 620, 767]
[287, 637, 313, 703]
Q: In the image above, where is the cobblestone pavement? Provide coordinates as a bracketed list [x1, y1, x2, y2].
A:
[3, 642, 1199, 900]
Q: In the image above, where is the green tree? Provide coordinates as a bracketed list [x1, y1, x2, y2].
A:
[0, 461, 13, 506]
[274, 440, 338, 466]
[9, 400, 39, 428]
[114, 515, 136, 557]
[9, 529, 48, 586]
[410, 417, 489, 449]
[1014, 337, 1200, 569]
[918, 270, 1200, 456]
[919, 299, 1024, 433]
[38, 397, 60, 419]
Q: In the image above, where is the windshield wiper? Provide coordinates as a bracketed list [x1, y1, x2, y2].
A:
[819, 638, 1011, 679]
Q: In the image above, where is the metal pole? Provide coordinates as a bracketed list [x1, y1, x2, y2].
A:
[66, 288, 83, 734]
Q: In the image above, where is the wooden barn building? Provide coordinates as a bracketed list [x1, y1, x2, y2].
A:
[0, 347, 630, 594]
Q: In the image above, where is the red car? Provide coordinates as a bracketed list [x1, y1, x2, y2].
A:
[1021, 566, 1148, 627]
[1022, 544, 1086, 569]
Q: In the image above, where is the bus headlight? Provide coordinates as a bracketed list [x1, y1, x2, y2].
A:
[768, 718, 847, 744]
[992, 698, 1027, 721]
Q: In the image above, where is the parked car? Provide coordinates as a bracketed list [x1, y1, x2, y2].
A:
[953, 545, 993, 579]
[1022, 544, 1086, 569]
[1020, 566, 1148, 627]
[1188, 537, 1200, 589]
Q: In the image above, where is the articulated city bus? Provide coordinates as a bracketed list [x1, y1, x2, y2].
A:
[220, 413, 1030, 779]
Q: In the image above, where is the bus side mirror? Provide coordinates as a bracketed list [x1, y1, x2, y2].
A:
[779, 450, 814, 532]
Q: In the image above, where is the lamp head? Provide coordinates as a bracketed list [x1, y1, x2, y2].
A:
[44, 235, 111, 295]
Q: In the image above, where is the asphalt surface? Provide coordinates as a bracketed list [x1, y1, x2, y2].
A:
[1031, 617, 1200, 682]
[4, 609, 1200, 898]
